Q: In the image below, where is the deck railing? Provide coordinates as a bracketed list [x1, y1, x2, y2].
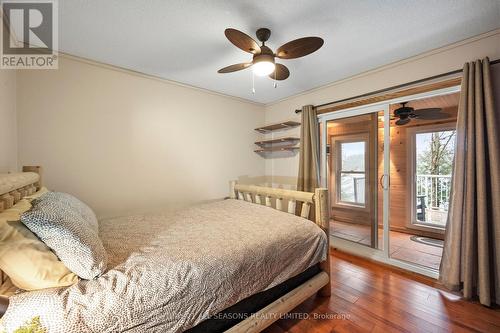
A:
[416, 174, 452, 211]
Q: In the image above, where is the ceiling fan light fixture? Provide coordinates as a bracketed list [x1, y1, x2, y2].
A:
[252, 54, 275, 76]
[252, 61, 275, 76]
[219, 28, 323, 81]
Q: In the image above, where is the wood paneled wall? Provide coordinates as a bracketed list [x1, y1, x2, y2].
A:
[377, 105, 458, 239]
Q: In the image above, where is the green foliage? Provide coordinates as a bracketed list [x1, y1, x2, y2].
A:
[0, 317, 47, 333]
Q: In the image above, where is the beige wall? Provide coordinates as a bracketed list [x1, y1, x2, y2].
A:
[12, 30, 500, 219]
[263, 29, 500, 188]
[16, 56, 265, 218]
[0, 69, 17, 173]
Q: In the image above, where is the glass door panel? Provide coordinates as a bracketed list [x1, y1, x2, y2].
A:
[388, 91, 459, 270]
[325, 111, 385, 249]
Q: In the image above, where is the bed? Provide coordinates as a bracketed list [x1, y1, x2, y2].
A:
[0, 167, 330, 333]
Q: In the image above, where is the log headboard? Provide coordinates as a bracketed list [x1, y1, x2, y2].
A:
[0, 166, 42, 213]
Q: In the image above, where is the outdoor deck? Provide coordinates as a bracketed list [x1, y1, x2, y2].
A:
[330, 221, 443, 270]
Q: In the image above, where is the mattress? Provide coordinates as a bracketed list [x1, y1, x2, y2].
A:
[187, 264, 321, 333]
[1, 199, 327, 333]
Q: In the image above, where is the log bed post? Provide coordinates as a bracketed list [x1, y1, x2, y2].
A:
[315, 188, 331, 296]
[229, 180, 237, 199]
[22, 166, 42, 190]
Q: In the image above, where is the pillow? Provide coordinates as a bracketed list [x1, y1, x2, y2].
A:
[34, 192, 98, 232]
[21, 193, 107, 279]
[0, 189, 79, 291]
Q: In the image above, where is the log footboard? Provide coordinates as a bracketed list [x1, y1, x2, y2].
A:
[227, 181, 331, 332]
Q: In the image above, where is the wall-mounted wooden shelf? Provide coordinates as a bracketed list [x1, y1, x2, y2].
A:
[255, 137, 300, 146]
[254, 121, 300, 133]
[254, 146, 300, 153]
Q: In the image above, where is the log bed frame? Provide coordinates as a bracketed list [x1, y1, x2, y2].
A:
[0, 169, 331, 333]
[227, 181, 331, 333]
[0, 166, 42, 318]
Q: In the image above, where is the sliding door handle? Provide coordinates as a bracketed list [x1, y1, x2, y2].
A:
[380, 174, 389, 190]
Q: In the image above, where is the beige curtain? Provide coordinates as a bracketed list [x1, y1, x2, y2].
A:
[440, 58, 500, 306]
[297, 105, 320, 192]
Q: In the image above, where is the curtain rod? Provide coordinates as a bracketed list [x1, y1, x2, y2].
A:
[295, 58, 500, 114]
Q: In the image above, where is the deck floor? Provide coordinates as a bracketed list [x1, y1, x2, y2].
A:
[331, 221, 443, 270]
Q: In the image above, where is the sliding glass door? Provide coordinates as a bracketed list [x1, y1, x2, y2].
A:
[325, 115, 380, 249]
[319, 86, 461, 278]
[387, 92, 459, 271]
[320, 106, 389, 251]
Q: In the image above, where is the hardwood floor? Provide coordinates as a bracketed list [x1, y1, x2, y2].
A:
[263, 250, 500, 333]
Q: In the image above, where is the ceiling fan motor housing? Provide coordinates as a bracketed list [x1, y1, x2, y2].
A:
[394, 106, 414, 116]
[256, 28, 271, 43]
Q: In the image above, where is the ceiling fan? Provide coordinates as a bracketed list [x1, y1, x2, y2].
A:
[392, 102, 449, 126]
[217, 28, 324, 81]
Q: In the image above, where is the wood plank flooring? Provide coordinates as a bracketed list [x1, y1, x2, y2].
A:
[263, 250, 500, 333]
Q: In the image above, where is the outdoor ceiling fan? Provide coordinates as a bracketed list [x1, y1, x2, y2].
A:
[392, 102, 449, 126]
[217, 28, 324, 81]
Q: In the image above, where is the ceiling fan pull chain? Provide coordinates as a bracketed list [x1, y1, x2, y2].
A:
[252, 71, 256, 94]
[273, 70, 277, 88]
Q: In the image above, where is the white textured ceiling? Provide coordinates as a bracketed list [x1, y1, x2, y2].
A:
[57, 0, 500, 104]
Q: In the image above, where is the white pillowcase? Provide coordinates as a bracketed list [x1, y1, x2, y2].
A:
[21, 192, 107, 279]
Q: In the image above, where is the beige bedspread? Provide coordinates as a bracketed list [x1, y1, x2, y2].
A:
[1, 199, 327, 333]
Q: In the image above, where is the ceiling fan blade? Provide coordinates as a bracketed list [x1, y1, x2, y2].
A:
[413, 108, 449, 120]
[269, 63, 290, 80]
[217, 63, 252, 73]
[224, 28, 261, 54]
[414, 108, 442, 113]
[395, 118, 411, 126]
[276, 37, 324, 59]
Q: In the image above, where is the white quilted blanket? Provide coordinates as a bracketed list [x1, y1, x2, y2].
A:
[1, 199, 327, 332]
